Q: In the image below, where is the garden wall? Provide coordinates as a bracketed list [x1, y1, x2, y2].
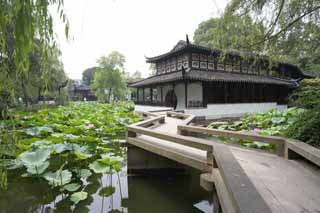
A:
[185, 103, 287, 119]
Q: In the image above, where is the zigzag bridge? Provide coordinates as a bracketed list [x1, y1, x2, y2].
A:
[126, 110, 320, 213]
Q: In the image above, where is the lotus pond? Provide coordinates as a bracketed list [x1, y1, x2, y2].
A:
[0, 102, 212, 212]
[207, 108, 303, 150]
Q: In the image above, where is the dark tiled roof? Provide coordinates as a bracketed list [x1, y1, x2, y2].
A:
[71, 84, 91, 91]
[129, 70, 295, 87]
[145, 41, 263, 63]
[129, 71, 183, 87]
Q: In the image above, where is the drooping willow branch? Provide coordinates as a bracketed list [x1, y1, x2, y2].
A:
[239, 5, 320, 50]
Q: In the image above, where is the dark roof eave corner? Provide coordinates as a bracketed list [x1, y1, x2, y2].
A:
[144, 54, 154, 63]
[145, 34, 192, 63]
[303, 72, 316, 79]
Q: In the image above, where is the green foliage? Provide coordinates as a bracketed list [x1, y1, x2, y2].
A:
[99, 186, 115, 197]
[226, 0, 320, 75]
[285, 106, 320, 147]
[194, 15, 265, 54]
[92, 52, 128, 102]
[70, 191, 88, 204]
[286, 78, 320, 147]
[291, 78, 320, 109]
[126, 70, 143, 83]
[82, 67, 97, 86]
[272, 22, 320, 76]
[89, 160, 111, 174]
[43, 169, 72, 186]
[64, 183, 81, 192]
[0, 0, 69, 109]
[0, 102, 139, 206]
[208, 108, 302, 149]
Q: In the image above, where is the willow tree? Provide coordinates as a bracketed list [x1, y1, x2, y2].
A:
[226, 0, 320, 46]
[193, 15, 265, 54]
[226, 0, 320, 75]
[0, 0, 69, 112]
[92, 52, 127, 103]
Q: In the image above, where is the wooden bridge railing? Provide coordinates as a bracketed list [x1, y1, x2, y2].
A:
[127, 113, 213, 172]
[177, 125, 286, 156]
[128, 111, 320, 213]
[127, 113, 272, 213]
[166, 111, 195, 125]
[177, 125, 320, 166]
[135, 110, 158, 118]
[128, 126, 213, 152]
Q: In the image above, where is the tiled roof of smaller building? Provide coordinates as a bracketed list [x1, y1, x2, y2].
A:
[128, 70, 296, 87]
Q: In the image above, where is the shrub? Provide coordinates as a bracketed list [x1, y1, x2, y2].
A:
[290, 78, 320, 109]
[285, 105, 320, 147]
[286, 78, 320, 147]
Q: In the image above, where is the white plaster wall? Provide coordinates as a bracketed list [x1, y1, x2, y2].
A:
[188, 82, 202, 103]
[174, 82, 203, 110]
[164, 82, 203, 110]
[162, 85, 172, 102]
[185, 103, 287, 119]
[156, 86, 161, 102]
[174, 83, 185, 110]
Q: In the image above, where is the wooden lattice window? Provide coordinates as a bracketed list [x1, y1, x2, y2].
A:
[200, 61, 207, 69]
[200, 54, 207, 61]
[208, 63, 214, 70]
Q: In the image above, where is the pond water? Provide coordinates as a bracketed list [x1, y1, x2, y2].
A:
[0, 162, 214, 213]
[0, 103, 214, 212]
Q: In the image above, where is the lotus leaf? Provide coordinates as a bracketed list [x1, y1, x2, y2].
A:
[32, 140, 52, 147]
[74, 151, 92, 160]
[64, 183, 81, 192]
[89, 161, 111, 174]
[20, 149, 51, 166]
[100, 153, 124, 164]
[26, 161, 49, 174]
[76, 169, 92, 178]
[112, 163, 121, 172]
[43, 170, 72, 186]
[52, 144, 68, 153]
[70, 191, 87, 204]
[99, 186, 115, 197]
[25, 126, 53, 136]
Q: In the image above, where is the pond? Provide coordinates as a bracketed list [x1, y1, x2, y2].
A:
[0, 102, 214, 212]
[0, 161, 213, 212]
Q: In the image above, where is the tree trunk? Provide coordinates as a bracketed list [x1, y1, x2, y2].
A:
[107, 88, 112, 103]
[21, 77, 28, 107]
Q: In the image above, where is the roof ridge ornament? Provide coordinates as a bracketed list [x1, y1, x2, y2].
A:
[186, 34, 190, 45]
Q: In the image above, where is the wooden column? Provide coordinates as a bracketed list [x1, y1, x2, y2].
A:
[224, 82, 228, 103]
[142, 87, 145, 104]
[202, 82, 207, 107]
[150, 88, 153, 105]
[161, 86, 163, 106]
[137, 88, 139, 103]
[185, 81, 188, 108]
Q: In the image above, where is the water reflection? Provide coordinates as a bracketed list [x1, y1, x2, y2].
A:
[0, 168, 213, 213]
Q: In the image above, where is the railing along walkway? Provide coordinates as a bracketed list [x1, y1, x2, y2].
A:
[127, 111, 320, 213]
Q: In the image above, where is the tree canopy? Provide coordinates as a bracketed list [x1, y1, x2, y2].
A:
[194, 15, 265, 54]
[226, 0, 320, 44]
[92, 52, 127, 103]
[82, 67, 97, 86]
[193, 0, 320, 75]
[126, 70, 143, 83]
[0, 0, 69, 110]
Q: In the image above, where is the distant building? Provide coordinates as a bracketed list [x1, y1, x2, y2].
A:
[69, 83, 97, 101]
[129, 36, 310, 118]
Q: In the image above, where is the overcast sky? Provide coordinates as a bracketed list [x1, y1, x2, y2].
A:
[52, 0, 229, 80]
